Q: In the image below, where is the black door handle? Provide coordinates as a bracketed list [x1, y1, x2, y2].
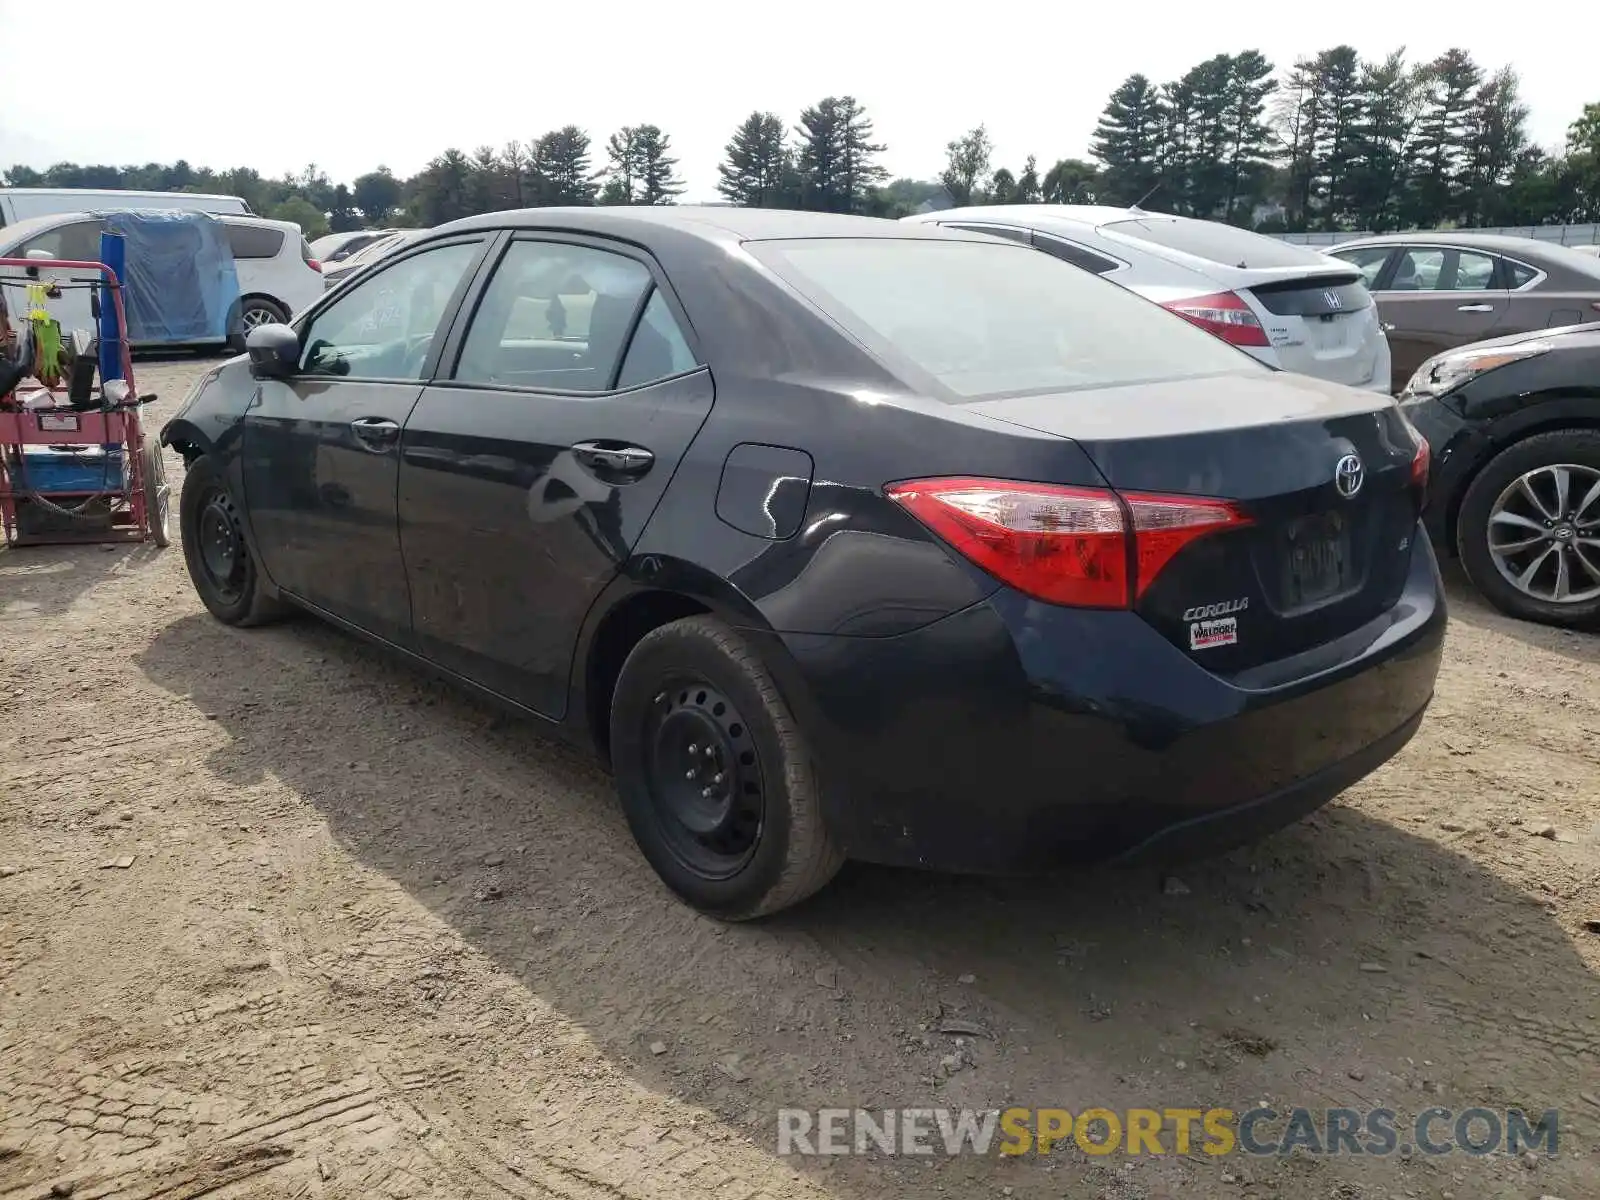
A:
[572, 440, 654, 478]
[350, 416, 400, 452]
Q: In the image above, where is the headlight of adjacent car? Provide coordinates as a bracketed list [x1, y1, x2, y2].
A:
[1400, 341, 1552, 402]
[170, 365, 224, 421]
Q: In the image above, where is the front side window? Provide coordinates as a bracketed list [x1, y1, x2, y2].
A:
[751, 237, 1260, 401]
[455, 240, 653, 391]
[21, 219, 105, 262]
[299, 240, 480, 379]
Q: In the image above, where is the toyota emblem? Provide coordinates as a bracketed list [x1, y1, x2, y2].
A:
[1334, 453, 1364, 498]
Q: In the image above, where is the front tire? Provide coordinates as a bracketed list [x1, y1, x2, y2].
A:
[1456, 429, 1600, 628]
[179, 455, 285, 626]
[609, 616, 843, 920]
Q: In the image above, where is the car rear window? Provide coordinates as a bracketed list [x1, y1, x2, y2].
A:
[1104, 217, 1324, 270]
[226, 224, 285, 259]
[749, 237, 1261, 401]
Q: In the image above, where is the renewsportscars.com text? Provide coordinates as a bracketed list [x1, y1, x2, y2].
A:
[776, 1106, 1559, 1158]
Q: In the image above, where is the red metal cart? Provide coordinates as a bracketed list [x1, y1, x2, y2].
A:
[0, 257, 170, 548]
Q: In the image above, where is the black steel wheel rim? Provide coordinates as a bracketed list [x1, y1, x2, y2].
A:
[644, 677, 765, 879]
[197, 488, 248, 603]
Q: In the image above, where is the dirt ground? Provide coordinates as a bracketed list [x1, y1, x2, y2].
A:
[2, 358, 1598, 1200]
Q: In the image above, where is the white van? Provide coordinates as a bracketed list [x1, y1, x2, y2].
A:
[0, 188, 250, 227]
[0, 211, 323, 351]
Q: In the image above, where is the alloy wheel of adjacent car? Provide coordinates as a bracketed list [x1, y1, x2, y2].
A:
[240, 300, 285, 331]
[1485, 463, 1600, 605]
[1457, 430, 1600, 628]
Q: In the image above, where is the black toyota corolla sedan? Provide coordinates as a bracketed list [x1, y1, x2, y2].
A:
[162, 207, 1445, 919]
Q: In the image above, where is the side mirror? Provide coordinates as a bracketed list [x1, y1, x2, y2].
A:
[245, 323, 300, 377]
[23, 247, 54, 279]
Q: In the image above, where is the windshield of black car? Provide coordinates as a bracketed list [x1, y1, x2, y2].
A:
[1102, 217, 1326, 270]
[748, 236, 1262, 400]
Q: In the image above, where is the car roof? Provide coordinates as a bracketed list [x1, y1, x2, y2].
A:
[911, 204, 1182, 231]
[1334, 231, 1565, 256]
[436, 205, 961, 246]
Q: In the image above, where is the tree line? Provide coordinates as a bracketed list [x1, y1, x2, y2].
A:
[5, 59, 1599, 240]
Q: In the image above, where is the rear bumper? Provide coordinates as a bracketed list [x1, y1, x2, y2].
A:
[761, 530, 1446, 873]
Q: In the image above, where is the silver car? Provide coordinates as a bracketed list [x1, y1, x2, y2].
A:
[903, 205, 1392, 394]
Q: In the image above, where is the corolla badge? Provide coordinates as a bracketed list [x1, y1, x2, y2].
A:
[1334, 453, 1364, 498]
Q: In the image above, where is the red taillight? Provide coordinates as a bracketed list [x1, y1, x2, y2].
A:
[885, 477, 1252, 609]
[1162, 291, 1270, 348]
[308, 259, 323, 273]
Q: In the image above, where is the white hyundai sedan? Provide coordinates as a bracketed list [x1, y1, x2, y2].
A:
[904, 205, 1393, 394]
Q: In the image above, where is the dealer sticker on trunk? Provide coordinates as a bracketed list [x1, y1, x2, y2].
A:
[1189, 616, 1238, 651]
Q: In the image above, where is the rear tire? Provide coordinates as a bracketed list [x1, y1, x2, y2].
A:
[609, 616, 843, 920]
[1456, 429, 1600, 628]
[179, 454, 286, 626]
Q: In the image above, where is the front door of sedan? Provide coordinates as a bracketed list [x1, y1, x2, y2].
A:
[1369, 246, 1508, 389]
[398, 234, 711, 717]
[240, 236, 489, 643]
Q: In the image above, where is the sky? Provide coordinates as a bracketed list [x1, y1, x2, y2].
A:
[0, 0, 1591, 201]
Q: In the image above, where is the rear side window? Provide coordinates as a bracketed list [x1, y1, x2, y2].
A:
[1032, 232, 1121, 275]
[751, 237, 1259, 401]
[226, 224, 285, 259]
[1506, 260, 1538, 289]
[1329, 246, 1392, 286]
[616, 290, 697, 388]
[1105, 216, 1322, 270]
[945, 223, 1031, 246]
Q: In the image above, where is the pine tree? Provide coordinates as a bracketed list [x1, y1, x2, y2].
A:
[1090, 74, 1164, 206]
[528, 126, 597, 207]
[1347, 50, 1421, 231]
[717, 112, 792, 207]
[795, 96, 886, 213]
[1405, 48, 1483, 226]
[1220, 50, 1278, 224]
[1460, 66, 1529, 225]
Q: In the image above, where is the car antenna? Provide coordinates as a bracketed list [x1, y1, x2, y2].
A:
[1130, 181, 1162, 212]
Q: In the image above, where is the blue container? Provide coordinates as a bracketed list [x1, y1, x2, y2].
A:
[16, 446, 126, 494]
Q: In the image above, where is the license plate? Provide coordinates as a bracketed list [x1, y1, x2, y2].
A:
[37, 412, 81, 433]
[1283, 514, 1351, 607]
[1307, 316, 1352, 352]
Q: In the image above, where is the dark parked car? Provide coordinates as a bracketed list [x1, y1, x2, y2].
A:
[162, 207, 1445, 919]
[1327, 233, 1600, 392]
[1399, 321, 1600, 627]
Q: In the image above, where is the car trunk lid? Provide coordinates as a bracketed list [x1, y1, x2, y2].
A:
[967, 371, 1423, 673]
[1245, 272, 1381, 388]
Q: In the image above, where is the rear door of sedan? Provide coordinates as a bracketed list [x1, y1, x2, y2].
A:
[397, 232, 712, 718]
[1368, 244, 1509, 387]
